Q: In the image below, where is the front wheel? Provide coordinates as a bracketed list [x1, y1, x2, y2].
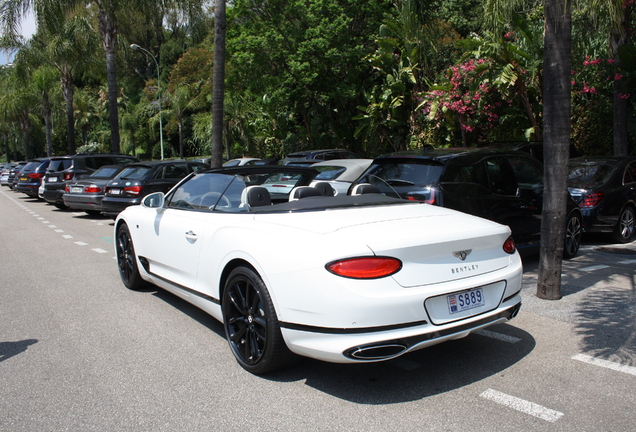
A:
[115, 223, 147, 290]
[222, 266, 295, 374]
[563, 211, 582, 259]
[613, 206, 635, 243]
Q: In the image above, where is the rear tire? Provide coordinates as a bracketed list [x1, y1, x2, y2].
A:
[563, 211, 582, 259]
[613, 206, 635, 243]
[222, 266, 296, 374]
[115, 223, 147, 290]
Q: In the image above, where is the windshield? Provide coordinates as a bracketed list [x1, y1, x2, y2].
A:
[118, 166, 152, 180]
[567, 163, 614, 188]
[90, 166, 123, 179]
[314, 166, 347, 181]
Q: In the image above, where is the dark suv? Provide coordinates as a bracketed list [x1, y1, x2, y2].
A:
[101, 160, 210, 218]
[43, 154, 138, 209]
[352, 148, 583, 258]
[15, 158, 50, 198]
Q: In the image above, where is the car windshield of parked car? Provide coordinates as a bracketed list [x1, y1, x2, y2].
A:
[48, 159, 72, 171]
[360, 161, 444, 188]
[314, 166, 347, 181]
[90, 166, 123, 179]
[118, 166, 152, 180]
[568, 163, 615, 188]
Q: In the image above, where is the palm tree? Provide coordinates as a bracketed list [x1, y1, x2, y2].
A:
[484, 0, 573, 300]
[1, 0, 207, 154]
[162, 84, 200, 158]
[30, 65, 60, 157]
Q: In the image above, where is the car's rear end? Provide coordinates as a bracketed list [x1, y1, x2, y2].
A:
[15, 159, 50, 198]
[248, 202, 522, 363]
[43, 157, 73, 208]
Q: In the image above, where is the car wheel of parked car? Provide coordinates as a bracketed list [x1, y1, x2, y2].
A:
[613, 206, 635, 244]
[563, 211, 583, 259]
[116, 223, 147, 290]
[222, 266, 296, 374]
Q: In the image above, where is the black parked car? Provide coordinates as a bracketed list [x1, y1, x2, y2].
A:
[101, 160, 210, 218]
[7, 161, 28, 190]
[43, 153, 139, 209]
[62, 165, 128, 215]
[279, 149, 361, 166]
[567, 156, 636, 243]
[15, 159, 50, 198]
[352, 148, 583, 258]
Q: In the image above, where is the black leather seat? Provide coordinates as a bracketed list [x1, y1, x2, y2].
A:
[313, 182, 335, 196]
[289, 186, 322, 201]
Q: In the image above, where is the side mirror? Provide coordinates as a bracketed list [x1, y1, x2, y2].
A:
[142, 192, 165, 208]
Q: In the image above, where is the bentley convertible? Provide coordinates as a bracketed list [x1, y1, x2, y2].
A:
[115, 166, 523, 374]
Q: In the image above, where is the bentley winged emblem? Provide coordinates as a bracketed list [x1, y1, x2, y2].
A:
[452, 249, 472, 261]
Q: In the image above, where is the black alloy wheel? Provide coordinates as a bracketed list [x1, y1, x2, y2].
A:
[563, 211, 582, 259]
[613, 206, 635, 244]
[222, 266, 295, 374]
[116, 223, 146, 290]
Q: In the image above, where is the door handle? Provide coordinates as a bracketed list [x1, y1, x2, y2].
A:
[185, 230, 198, 242]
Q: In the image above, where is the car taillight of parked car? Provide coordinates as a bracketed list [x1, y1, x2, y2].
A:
[123, 185, 143, 195]
[84, 185, 101, 193]
[503, 236, 516, 254]
[27, 172, 44, 180]
[580, 192, 605, 208]
[64, 173, 74, 180]
[405, 188, 436, 205]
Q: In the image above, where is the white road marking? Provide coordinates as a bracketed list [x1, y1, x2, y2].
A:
[579, 265, 610, 272]
[55, 229, 64, 233]
[74, 241, 88, 246]
[617, 259, 636, 265]
[474, 329, 521, 343]
[48, 225, 56, 228]
[92, 248, 108, 254]
[62, 235, 73, 239]
[41, 220, 50, 224]
[572, 354, 636, 376]
[480, 389, 564, 422]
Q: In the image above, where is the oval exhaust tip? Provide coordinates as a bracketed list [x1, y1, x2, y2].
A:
[347, 344, 407, 360]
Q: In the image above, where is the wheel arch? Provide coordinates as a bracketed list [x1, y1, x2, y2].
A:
[219, 258, 258, 305]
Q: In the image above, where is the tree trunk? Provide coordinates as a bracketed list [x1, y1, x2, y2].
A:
[98, 8, 121, 154]
[3, 132, 10, 163]
[20, 111, 31, 160]
[61, 73, 76, 155]
[211, 0, 226, 168]
[178, 118, 184, 158]
[537, 0, 572, 300]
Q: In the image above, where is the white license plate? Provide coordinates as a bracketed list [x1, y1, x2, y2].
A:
[48, 177, 58, 182]
[71, 186, 83, 193]
[109, 189, 122, 195]
[447, 288, 484, 314]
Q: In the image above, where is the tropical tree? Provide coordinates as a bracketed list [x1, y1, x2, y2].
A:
[30, 64, 60, 156]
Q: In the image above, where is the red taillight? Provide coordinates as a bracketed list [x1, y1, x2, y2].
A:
[84, 185, 101, 193]
[28, 172, 43, 180]
[124, 185, 143, 195]
[64, 184, 70, 192]
[503, 236, 516, 254]
[64, 173, 74, 180]
[579, 192, 604, 208]
[406, 189, 436, 204]
[326, 257, 402, 279]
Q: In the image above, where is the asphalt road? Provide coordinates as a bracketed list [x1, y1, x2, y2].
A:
[1, 187, 635, 432]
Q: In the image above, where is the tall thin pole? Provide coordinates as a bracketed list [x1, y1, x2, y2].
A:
[130, 44, 164, 160]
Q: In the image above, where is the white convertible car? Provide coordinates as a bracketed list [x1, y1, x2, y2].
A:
[115, 166, 523, 374]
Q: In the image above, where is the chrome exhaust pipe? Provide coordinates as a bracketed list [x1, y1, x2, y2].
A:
[345, 343, 407, 360]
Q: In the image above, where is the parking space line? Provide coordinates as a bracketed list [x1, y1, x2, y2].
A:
[92, 248, 108, 254]
[474, 329, 521, 343]
[480, 389, 564, 422]
[579, 265, 610, 272]
[62, 235, 73, 239]
[617, 259, 636, 265]
[74, 241, 88, 246]
[572, 354, 636, 377]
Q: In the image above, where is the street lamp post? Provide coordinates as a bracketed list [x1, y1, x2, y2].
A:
[130, 43, 164, 160]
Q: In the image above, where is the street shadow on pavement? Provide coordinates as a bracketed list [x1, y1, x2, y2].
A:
[520, 242, 636, 368]
[0, 339, 38, 363]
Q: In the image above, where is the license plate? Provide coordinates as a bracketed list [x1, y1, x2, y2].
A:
[447, 288, 484, 314]
[109, 189, 122, 195]
[48, 177, 58, 182]
[20, 177, 27, 181]
[71, 186, 83, 193]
